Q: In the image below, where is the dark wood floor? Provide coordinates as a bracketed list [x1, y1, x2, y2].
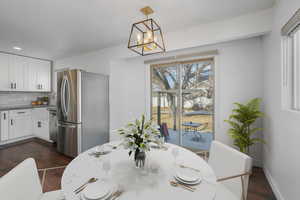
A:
[0, 140, 276, 199]
[0, 139, 72, 192]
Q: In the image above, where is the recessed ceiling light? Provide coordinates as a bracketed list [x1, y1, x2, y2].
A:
[13, 46, 22, 51]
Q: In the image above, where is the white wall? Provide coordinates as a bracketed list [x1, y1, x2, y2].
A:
[262, 0, 300, 200]
[109, 37, 264, 165]
[165, 8, 273, 51]
[54, 48, 112, 75]
[109, 59, 149, 141]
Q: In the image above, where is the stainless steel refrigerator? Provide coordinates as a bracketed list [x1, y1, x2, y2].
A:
[57, 69, 109, 157]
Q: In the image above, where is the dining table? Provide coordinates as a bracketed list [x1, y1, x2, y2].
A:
[61, 141, 218, 200]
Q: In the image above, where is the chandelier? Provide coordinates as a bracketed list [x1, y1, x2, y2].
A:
[128, 6, 166, 56]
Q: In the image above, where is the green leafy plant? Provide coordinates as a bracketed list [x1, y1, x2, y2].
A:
[225, 98, 265, 154]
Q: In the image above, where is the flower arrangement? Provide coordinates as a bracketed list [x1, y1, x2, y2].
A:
[117, 115, 160, 166]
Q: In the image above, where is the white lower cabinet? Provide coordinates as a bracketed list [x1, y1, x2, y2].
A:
[34, 120, 49, 140]
[9, 110, 33, 139]
[0, 108, 50, 143]
[32, 108, 50, 141]
[0, 111, 9, 141]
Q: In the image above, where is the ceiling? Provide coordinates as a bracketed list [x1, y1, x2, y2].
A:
[0, 0, 275, 59]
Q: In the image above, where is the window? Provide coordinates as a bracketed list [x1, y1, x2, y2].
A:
[282, 9, 300, 111]
[151, 58, 214, 151]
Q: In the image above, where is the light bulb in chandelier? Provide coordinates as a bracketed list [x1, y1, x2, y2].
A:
[137, 33, 142, 45]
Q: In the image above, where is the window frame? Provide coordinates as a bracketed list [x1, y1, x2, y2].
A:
[281, 9, 300, 112]
[150, 57, 216, 148]
[282, 29, 300, 112]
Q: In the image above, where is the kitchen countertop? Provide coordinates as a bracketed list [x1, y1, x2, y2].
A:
[0, 105, 56, 111]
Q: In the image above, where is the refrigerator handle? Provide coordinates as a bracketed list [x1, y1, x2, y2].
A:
[61, 77, 67, 117]
[58, 123, 76, 128]
[65, 77, 71, 116]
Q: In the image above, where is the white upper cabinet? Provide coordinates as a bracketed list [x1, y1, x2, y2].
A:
[37, 60, 51, 92]
[27, 58, 39, 91]
[27, 58, 51, 92]
[0, 53, 51, 92]
[0, 54, 10, 91]
[9, 55, 27, 91]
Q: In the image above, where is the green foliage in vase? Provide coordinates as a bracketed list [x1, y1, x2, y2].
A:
[117, 115, 160, 156]
[224, 98, 265, 154]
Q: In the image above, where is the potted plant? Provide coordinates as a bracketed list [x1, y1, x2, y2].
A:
[225, 98, 265, 154]
[117, 115, 160, 168]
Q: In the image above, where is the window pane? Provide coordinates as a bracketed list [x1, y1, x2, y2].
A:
[181, 91, 213, 150]
[152, 65, 178, 91]
[151, 92, 180, 145]
[151, 92, 179, 129]
[182, 61, 213, 90]
[292, 29, 300, 110]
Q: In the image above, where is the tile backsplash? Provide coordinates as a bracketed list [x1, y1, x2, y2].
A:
[0, 92, 51, 107]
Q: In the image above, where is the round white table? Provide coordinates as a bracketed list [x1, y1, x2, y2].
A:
[61, 141, 217, 200]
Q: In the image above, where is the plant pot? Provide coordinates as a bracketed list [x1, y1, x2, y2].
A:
[134, 149, 146, 168]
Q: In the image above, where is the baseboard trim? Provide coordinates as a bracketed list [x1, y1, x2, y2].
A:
[253, 158, 262, 167]
[0, 136, 35, 149]
[263, 167, 285, 200]
[34, 137, 54, 147]
[0, 136, 54, 149]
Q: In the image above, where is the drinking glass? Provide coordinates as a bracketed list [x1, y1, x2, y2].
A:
[171, 148, 179, 165]
[158, 136, 165, 149]
[102, 159, 111, 181]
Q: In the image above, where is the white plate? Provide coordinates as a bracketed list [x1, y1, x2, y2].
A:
[83, 182, 111, 200]
[176, 167, 201, 182]
[80, 190, 112, 200]
[174, 175, 202, 185]
[81, 190, 112, 200]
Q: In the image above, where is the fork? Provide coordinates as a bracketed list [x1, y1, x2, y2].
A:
[170, 180, 196, 192]
[74, 177, 98, 194]
[110, 189, 124, 200]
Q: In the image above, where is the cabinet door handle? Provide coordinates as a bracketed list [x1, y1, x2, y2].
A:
[3, 113, 6, 120]
[10, 119, 13, 126]
[41, 84, 43, 89]
[38, 121, 42, 128]
[11, 83, 13, 89]
[14, 83, 16, 89]
[17, 111, 25, 114]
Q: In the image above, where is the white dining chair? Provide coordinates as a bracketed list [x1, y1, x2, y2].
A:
[0, 158, 64, 200]
[208, 141, 252, 200]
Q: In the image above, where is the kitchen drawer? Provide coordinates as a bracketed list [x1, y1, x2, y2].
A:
[9, 109, 32, 117]
[32, 108, 49, 121]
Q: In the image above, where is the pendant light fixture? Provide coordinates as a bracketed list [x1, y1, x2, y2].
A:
[128, 6, 166, 56]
